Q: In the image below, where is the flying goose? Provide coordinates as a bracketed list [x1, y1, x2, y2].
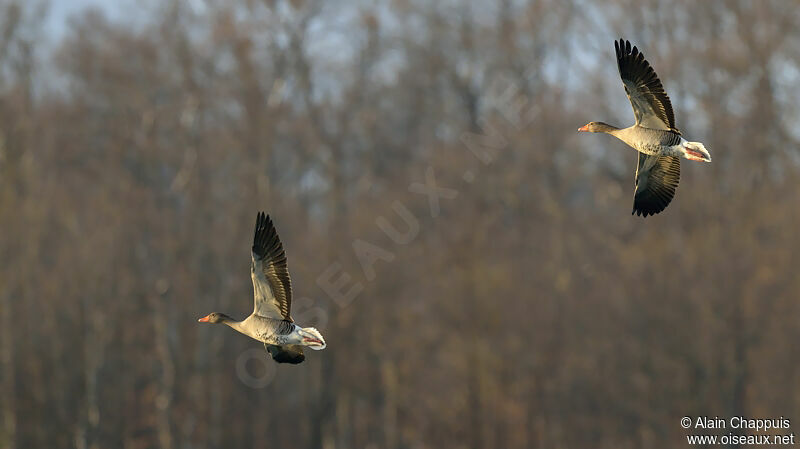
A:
[198, 212, 326, 364]
[578, 39, 711, 217]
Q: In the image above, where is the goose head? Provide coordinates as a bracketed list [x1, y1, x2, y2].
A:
[198, 312, 233, 324]
[578, 121, 618, 133]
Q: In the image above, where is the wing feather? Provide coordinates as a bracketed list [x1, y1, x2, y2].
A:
[615, 39, 679, 133]
[250, 212, 292, 320]
[632, 154, 681, 217]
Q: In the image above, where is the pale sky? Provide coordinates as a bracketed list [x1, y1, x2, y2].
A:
[45, 0, 126, 40]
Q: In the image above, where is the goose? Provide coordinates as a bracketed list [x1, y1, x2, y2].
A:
[579, 39, 711, 217]
[198, 212, 326, 364]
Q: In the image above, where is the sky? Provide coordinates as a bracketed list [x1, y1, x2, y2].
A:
[46, 0, 124, 39]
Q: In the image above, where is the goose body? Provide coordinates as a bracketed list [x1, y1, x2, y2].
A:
[227, 314, 303, 346]
[578, 39, 711, 217]
[199, 212, 326, 364]
[611, 126, 684, 156]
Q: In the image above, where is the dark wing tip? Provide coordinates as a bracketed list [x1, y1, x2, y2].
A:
[632, 206, 657, 218]
[252, 211, 280, 258]
[615, 39, 639, 59]
[632, 197, 669, 217]
[616, 39, 637, 74]
[253, 211, 266, 240]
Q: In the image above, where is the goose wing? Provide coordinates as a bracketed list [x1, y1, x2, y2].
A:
[633, 154, 681, 217]
[250, 212, 292, 320]
[266, 344, 305, 364]
[615, 39, 679, 133]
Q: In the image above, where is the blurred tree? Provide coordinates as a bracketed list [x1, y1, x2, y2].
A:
[0, 0, 799, 448]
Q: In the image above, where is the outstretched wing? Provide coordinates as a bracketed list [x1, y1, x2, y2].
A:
[250, 212, 292, 320]
[633, 154, 681, 217]
[615, 39, 679, 133]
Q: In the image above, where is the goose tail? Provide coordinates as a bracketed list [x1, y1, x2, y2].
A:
[298, 327, 326, 350]
[682, 141, 711, 162]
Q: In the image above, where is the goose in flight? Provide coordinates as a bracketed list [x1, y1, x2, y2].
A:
[198, 212, 326, 364]
[578, 39, 711, 217]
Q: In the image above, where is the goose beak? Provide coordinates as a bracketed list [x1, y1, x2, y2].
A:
[198, 315, 211, 322]
[577, 124, 589, 132]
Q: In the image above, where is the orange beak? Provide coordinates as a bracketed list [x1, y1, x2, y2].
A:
[198, 315, 211, 322]
[577, 124, 589, 132]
